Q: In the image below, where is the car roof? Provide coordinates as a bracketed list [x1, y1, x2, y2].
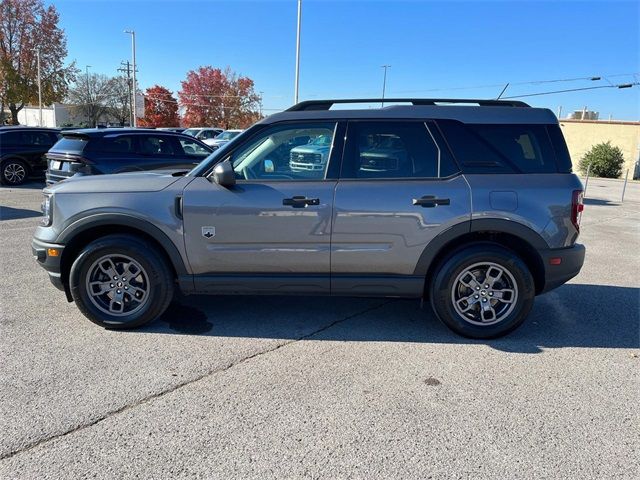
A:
[60, 128, 192, 138]
[258, 99, 558, 125]
[0, 126, 60, 132]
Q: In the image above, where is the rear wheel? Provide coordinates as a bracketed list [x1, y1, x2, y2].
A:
[69, 235, 174, 329]
[429, 244, 535, 339]
[1, 159, 29, 186]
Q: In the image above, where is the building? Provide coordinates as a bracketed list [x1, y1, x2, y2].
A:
[559, 119, 640, 179]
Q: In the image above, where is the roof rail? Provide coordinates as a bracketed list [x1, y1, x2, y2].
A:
[286, 98, 530, 111]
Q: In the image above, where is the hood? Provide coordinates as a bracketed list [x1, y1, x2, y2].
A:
[45, 171, 185, 194]
[291, 144, 331, 154]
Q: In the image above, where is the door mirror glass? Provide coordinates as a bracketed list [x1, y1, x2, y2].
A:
[211, 160, 236, 188]
[264, 159, 275, 173]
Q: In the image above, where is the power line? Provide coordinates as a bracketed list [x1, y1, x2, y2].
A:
[502, 83, 638, 99]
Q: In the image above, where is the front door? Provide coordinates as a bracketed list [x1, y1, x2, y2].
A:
[331, 120, 472, 296]
[182, 121, 343, 294]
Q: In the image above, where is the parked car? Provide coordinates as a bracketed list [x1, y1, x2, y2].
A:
[45, 128, 213, 184]
[182, 127, 224, 142]
[156, 127, 186, 133]
[289, 134, 333, 171]
[203, 129, 243, 150]
[32, 98, 585, 339]
[0, 126, 60, 185]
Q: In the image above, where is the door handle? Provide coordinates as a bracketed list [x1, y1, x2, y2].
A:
[412, 195, 450, 208]
[283, 196, 320, 208]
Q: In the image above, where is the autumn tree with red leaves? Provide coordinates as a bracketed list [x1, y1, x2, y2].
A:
[179, 66, 261, 129]
[138, 85, 180, 128]
[0, 0, 76, 124]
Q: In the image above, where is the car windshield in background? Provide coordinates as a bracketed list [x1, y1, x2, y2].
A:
[182, 129, 200, 137]
[216, 131, 241, 140]
[310, 135, 332, 146]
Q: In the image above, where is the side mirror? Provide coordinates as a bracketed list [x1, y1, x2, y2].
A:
[211, 160, 236, 188]
[264, 159, 274, 173]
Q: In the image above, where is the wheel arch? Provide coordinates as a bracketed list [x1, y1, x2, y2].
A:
[415, 219, 547, 295]
[58, 214, 190, 295]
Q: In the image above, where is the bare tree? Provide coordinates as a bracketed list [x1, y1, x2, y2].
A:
[106, 76, 131, 126]
[66, 73, 114, 127]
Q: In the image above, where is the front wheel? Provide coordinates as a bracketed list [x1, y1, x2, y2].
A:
[429, 244, 535, 339]
[69, 235, 174, 329]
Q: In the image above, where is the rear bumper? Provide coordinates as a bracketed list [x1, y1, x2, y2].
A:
[32, 238, 66, 292]
[539, 243, 585, 293]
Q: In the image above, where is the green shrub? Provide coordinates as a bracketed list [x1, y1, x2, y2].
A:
[578, 141, 625, 178]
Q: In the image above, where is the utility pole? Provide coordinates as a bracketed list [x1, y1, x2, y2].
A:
[381, 65, 391, 107]
[117, 60, 136, 126]
[35, 48, 42, 127]
[124, 30, 137, 127]
[294, 0, 302, 104]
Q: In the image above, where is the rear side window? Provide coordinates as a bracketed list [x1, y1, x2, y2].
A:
[342, 121, 451, 179]
[51, 136, 89, 153]
[438, 120, 559, 173]
[102, 136, 135, 154]
[138, 135, 176, 156]
[0, 132, 21, 146]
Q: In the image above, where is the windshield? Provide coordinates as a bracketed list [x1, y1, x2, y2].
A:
[310, 135, 332, 146]
[216, 130, 241, 141]
[183, 129, 200, 137]
[186, 126, 258, 177]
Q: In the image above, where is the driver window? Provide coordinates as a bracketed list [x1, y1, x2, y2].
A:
[230, 122, 337, 181]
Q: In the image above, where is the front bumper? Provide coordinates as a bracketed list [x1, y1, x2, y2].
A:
[32, 238, 66, 292]
[539, 243, 586, 293]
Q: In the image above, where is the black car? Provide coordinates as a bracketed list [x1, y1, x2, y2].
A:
[0, 126, 61, 185]
[45, 128, 213, 185]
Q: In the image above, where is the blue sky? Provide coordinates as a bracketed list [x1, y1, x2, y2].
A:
[55, 0, 639, 119]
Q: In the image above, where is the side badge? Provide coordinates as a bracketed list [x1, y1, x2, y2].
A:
[202, 226, 216, 239]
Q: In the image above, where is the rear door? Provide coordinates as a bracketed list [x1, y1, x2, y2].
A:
[331, 120, 472, 296]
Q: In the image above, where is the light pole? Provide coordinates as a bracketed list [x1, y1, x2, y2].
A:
[381, 65, 391, 107]
[124, 30, 137, 127]
[294, 0, 302, 104]
[35, 48, 42, 127]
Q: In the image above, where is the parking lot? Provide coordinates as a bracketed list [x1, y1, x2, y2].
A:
[0, 178, 638, 479]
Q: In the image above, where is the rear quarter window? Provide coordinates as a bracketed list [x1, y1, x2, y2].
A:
[438, 120, 561, 174]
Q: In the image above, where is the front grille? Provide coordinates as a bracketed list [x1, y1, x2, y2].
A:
[290, 152, 322, 164]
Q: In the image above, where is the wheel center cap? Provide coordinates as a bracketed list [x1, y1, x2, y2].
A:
[481, 290, 486, 296]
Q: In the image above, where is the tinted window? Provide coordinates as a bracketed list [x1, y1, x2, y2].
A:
[229, 122, 336, 181]
[0, 132, 21, 146]
[138, 135, 175, 156]
[51, 136, 89, 153]
[342, 122, 441, 179]
[22, 131, 54, 146]
[546, 125, 572, 173]
[102, 136, 135, 154]
[179, 137, 210, 157]
[437, 120, 512, 173]
[469, 124, 556, 173]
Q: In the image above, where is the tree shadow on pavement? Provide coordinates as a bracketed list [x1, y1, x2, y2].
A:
[141, 283, 639, 354]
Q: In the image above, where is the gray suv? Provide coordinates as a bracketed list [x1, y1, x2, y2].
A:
[32, 98, 585, 339]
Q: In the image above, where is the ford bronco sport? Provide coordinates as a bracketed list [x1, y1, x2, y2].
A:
[32, 98, 585, 339]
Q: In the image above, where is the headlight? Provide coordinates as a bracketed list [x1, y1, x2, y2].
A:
[41, 193, 53, 226]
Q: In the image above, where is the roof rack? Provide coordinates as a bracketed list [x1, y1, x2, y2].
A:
[286, 98, 530, 111]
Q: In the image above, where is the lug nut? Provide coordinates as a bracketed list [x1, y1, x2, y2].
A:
[474, 294, 479, 299]
[113, 276, 118, 280]
[116, 289, 121, 294]
[476, 286, 480, 290]
[489, 292, 494, 296]
[124, 286, 128, 290]
[484, 284, 489, 288]
[482, 298, 487, 302]
[110, 283, 115, 288]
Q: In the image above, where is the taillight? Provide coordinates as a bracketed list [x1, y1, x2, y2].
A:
[571, 190, 584, 231]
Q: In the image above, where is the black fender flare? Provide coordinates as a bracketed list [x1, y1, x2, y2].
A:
[57, 213, 189, 277]
[413, 218, 548, 276]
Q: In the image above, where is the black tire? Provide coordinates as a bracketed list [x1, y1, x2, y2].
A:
[69, 234, 174, 329]
[0, 159, 29, 186]
[429, 243, 535, 339]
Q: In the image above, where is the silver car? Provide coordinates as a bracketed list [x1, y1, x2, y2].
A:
[33, 98, 585, 338]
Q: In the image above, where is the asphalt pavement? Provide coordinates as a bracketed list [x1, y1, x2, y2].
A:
[0, 178, 638, 479]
